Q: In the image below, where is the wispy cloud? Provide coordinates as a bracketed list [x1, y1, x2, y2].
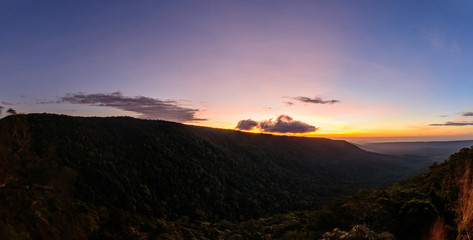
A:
[292, 96, 340, 104]
[430, 122, 473, 126]
[235, 115, 318, 133]
[426, 30, 460, 54]
[49, 92, 205, 122]
[1, 101, 14, 105]
[430, 111, 473, 126]
[284, 101, 294, 106]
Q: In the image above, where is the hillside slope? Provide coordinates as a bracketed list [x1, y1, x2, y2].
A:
[226, 147, 473, 240]
[0, 114, 415, 239]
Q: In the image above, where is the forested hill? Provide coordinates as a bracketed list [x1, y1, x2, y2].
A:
[233, 146, 473, 240]
[0, 114, 413, 239]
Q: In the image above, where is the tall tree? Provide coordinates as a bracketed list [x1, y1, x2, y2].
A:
[6, 108, 16, 115]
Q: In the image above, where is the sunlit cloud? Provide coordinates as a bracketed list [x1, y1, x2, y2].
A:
[50, 92, 205, 122]
[235, 115, 318, 133]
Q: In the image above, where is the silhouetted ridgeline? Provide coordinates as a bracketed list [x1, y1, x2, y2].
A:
[0, 114, 423, 239]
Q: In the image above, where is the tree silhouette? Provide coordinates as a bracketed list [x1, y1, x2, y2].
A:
[6, 108, 16, 115]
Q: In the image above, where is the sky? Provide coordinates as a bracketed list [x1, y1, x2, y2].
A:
[2, 0, 473, 142]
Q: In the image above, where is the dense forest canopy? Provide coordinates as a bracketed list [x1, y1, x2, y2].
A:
[0, 114, 470, 239]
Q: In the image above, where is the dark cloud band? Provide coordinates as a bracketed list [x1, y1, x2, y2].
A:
[293, 96, 340, 104]
[430, 122, 473, 126]
[463, 112, 473, 117]
[235, 115, 318, 133]
[57, 92, 205, 122]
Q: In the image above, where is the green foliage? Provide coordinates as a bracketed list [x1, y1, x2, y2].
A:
[252, 147, 473, 240]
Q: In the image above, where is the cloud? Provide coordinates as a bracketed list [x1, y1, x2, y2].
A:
[1, 101, 14, 105]
[235, 119, 259, 130]
[56, 92, 205, 122]
[293, 96, 340, 104]
[235, 115, 318, 133]
[259, 115, 318, 133]
[463, 112, 473, 117]
[427, 31, 460, 54]
[284, 101, 294, 106]
[430, 122, 473, 126]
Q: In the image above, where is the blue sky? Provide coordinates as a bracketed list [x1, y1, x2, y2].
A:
[2, 0, 473, 141]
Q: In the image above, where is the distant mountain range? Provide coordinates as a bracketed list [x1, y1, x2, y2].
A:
[359, 140, 473, 157]
[0, 114, 469, 239]
[359, 140, 473, 174]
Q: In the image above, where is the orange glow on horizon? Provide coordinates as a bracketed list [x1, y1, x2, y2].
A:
[190, 121, 473, 143]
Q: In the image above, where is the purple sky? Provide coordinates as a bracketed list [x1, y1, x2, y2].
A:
[2, 0, 473, 141]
